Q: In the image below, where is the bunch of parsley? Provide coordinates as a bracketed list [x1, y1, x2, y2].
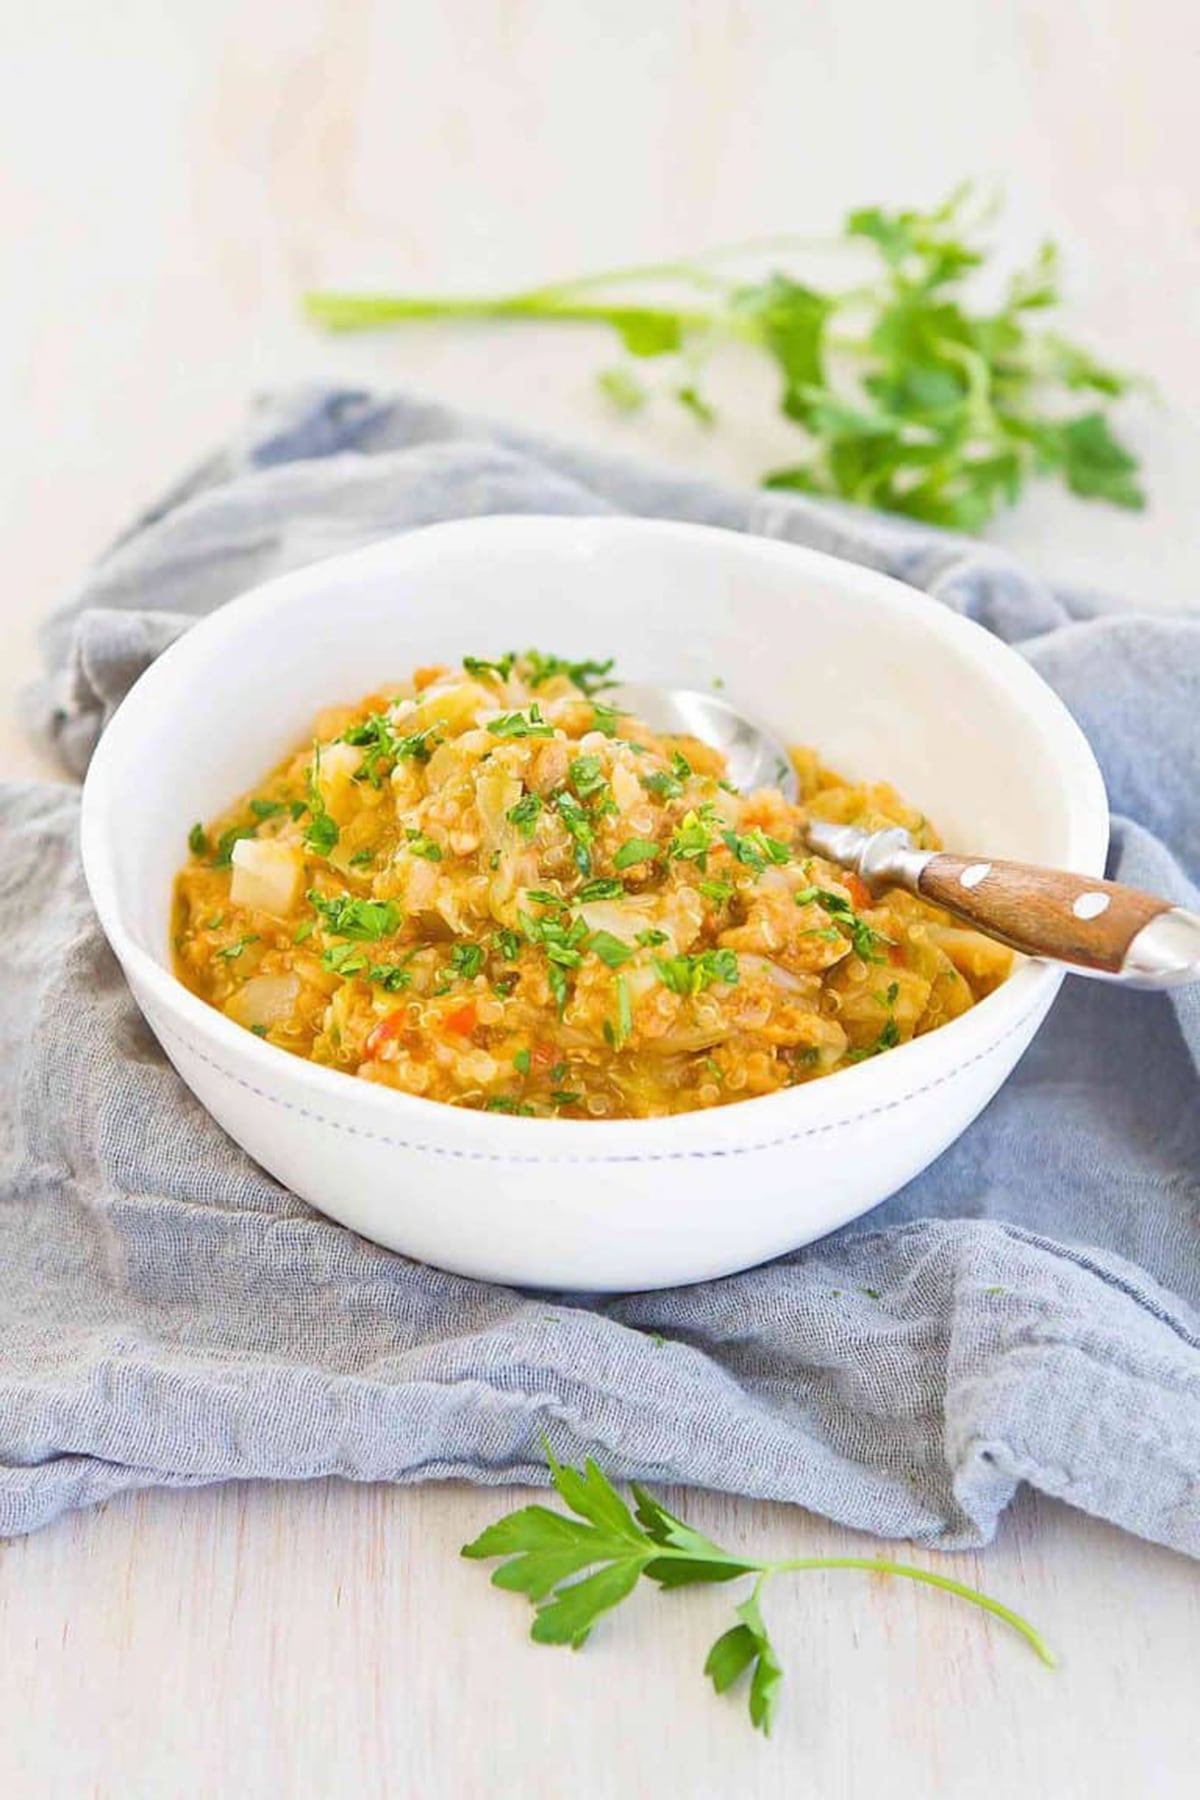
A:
[464, 1441, 1053, 1738]
[306, 185, 1144, 532]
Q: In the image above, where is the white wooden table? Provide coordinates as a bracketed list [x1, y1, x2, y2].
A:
[2, 5, 1197, 1795]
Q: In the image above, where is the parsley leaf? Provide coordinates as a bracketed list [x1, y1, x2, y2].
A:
[613, 837, 660, 871]
[588, 930, 633, 969]
[307, 890, 403, 941]
[188, 822, 210, 856]
[507, 792, 543, 839]
[523, 652, 616, 696]
[310, 186, 1147, 530]
[654, 948, 738, 995]
[464, 652, 516, 682]
[487, 705, 555, 740]
[462, 1443, 1055, 1739]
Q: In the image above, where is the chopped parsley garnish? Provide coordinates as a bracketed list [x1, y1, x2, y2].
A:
[699, 878, 734, 904]
[554, 790, 595, 875]
[550, 1089, 583, 1108]
[303, 746, 340, 856]
[653, 948, 739, 996]
[588, 930, 634, 969]
[635, 927, 669, 948]
[307, 891, 403, 941]
[215, 934, 260, 962]
[507, 793, 543, 838]
[293, 920, 315, 944]
[640, 769, 683, 801]
[721, 827, 790, 873]
[668, 807, 719, 867]
[486, 704, 555, 740]
[212, 823, 257, 868]
[405, 829, 443, 862]
[369, 961, 415, 992]
[348, 848, 375, 867]
[671, 750, 693, 780]
[484, 1095, 534, 1115]
[886, 980, 900, 1006]
[847, 1017, 903, 1062]
[289, 799, 307, 821]
[250, 798, 286, 820]
[577, 877, 625, 902]
[523, 651, 616, 696]
[613, 837, 660, 871]
[569, 755, 608, 798]
[795, 885, 891, 963]
[449, 941, 485, 980]
[590, 701, 621, 738]
[250, 1024, 268, 1038]
[464, 653, 516, 682]
[341, 713, 441, 785]
[513, 1047, 531, 1076]
[188, 822, 210, 856]
[493, 927, 522, 961]
[613, 973, 634, 1050]
[322, 942, 369, 976]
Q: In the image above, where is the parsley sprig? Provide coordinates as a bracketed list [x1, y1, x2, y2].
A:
[308, 186, 1144, 531]
[463, 1444, 1054, 1738]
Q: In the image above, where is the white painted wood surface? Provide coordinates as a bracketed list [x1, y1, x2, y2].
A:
[1, 3, 1197, 1795]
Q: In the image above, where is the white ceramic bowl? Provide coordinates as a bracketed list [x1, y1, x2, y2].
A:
[80, 516, 1108, 1291]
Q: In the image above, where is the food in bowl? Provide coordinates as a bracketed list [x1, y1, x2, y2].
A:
[173, 650, 1011, 1119]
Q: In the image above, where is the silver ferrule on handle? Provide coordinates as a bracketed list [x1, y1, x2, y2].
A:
[803, 821, 932, 895]
[1116, 907, 1200, 989]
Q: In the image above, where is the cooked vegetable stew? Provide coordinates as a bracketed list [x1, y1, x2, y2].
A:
[173, 653, 1010, 1118]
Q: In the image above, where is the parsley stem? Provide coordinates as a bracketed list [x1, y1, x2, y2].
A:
[765, 1556, 1056, 1667]
[303, 290, 714, 334]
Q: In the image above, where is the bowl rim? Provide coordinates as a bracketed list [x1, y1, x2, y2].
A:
[79, 513, 1110, 1155]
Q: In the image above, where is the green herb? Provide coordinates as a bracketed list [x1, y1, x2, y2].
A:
[611, 973, 633, 1050]
[368, 960, 415, 992]
[202, 913, 226, 931]
[215, 934, 260, 962]
[640, 769, 684, 801]
[722, 827, 790, 873]
[635, 927, 669, 948]
[699, 878, 734, 904]
[405, 829, 443, 862]
[188, 822, 210, 856]
[527, 890, 564, 908]
[312, 188, 1147, 531]
[886, 980, 900, 1006]
[590, 702, 621, 738]
[212, 823, 257, 868]
[549, 1062, 568, 1083]
[588, 930, 634, 969]
[513, 1047, 531, 1076]
[613, 837, 660, 871]
[847, 1017, 903, 1063]
[322, 942, 369, 976]
[340, 712, 441, 786]
[493, 927, 522, 961]
[303, 746, 340, 857]
[307, 891, 403, 941]
[250, 798, 286, 820]
[464, 653, 517, 682]
[249, 1023, 268, 1038]
[348, 848, 375, 867]
[522, 652, 616, 697]
[554, 789, 595, 875]
[577, 878, 625, 902]
[449, 941, 485, 980]
[670, 750, 693, 781]
[797, 885, 891, 963]
[654, 948, 739, 996]
[569, 755, 608, 798]
[487, 704, 556, 740]
[293, 920, 315, 944]
[668, 808, 719, 867]
[507, 793, 543, 839]
[462, 1444, 1054, 1738]
[550, 1089, 583, 1108]
[484, 1096, 535, 1115]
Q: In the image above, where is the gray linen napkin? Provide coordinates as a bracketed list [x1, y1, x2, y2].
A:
[5, 387, 1198, 1550]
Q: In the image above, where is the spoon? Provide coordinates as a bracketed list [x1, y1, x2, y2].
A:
[609, 683, 1200, 990]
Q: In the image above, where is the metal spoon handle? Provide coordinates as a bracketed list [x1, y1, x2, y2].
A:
[804, 822, 1200, 989]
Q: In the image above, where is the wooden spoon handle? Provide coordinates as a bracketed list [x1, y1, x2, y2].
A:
[917, 855, 1171, 973]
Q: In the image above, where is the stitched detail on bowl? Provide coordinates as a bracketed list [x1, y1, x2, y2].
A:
[149, 993, 1047, 1166]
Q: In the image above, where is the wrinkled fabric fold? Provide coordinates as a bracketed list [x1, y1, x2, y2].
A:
[4, 386, 1197, 1550]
